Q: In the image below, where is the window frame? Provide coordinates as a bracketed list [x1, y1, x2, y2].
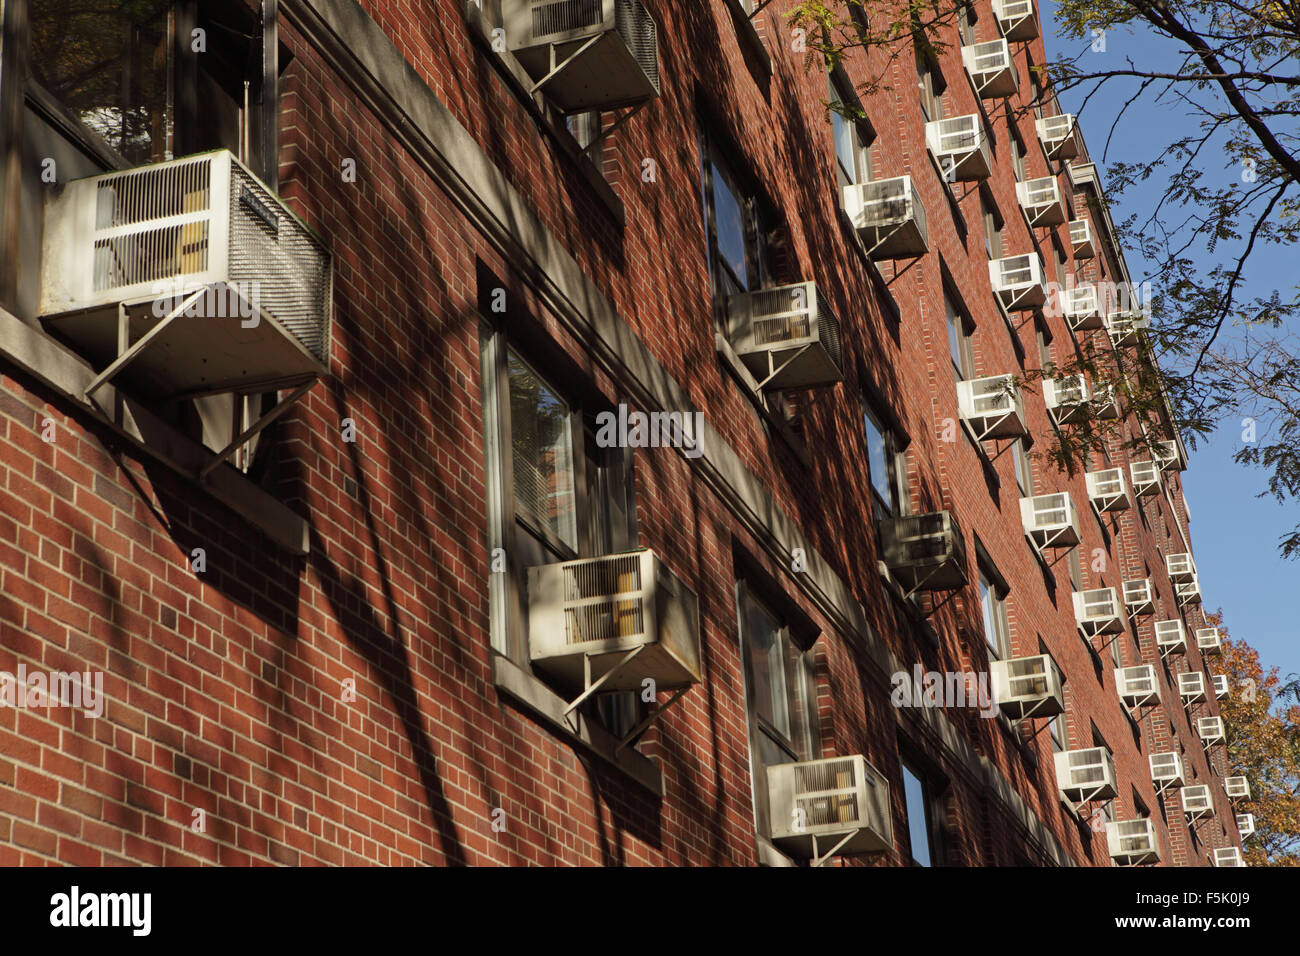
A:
[862, 399, 909, 518]
[829, 69, 875, 189]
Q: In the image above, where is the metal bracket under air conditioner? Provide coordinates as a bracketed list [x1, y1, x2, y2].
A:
[753, 343, 820, 391]
[561, 645, 692, 752]
[810, 830, 858, 868]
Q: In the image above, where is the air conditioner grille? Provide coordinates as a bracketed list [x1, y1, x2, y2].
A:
[615, 0, 659, 93]
[792, 759, 862, 826]
[533, 0, 603, 36]
[94, 223, 211, 293]
[95, 156, 212, 229]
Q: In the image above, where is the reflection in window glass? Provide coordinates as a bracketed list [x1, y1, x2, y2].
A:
[744, 597, 791, 740]
[711, 156, 749, 291]
[508, 351, 577, 551]
[864, 408, 892, 512]
[30, 0, 173, 164]
[902, 763, 932, 866]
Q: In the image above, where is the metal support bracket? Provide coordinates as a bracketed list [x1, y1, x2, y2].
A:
[529, 34, 604, 96]
[563, 644, 647, 717]
[581, 102, 646, 157]
[615, 687, 689, 753]
[810, 830, 856, 868]
[83, 289, 206, 402]
[198, 380, 317, 481]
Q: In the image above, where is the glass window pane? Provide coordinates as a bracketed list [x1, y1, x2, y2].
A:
[711, 155, 749, 290]
[743, 595, 791, 740]
[863, 409, 893, 511]
[508, 351, 578, 551]
[902, 764, 932, 866]
[980, 573, 999, 658]
[833, 110, 856, 185]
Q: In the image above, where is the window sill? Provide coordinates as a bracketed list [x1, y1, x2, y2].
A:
[462, 2, 625, 226]
[491, 654, 664, 797]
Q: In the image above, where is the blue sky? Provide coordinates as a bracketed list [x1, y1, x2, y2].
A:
[1040, 2, 1299, 683]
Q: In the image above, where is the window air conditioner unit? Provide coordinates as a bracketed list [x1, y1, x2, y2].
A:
[1036, 113, 1078, 160]
[1020, 492, 1081, 549]
[503, 0, 660, 112]
[1154, 439, 1187, 471]
[1182, 784, 1214, 819]
[39, 150, 332, 409]
[1213, 846, 1245, 867]
[1224, 776, 1250, 800]
[1107, 818, 1161, 866]
[1177, 576, 1202, 607]
[1196, 627, 1222, 653]
[989, 254, 1047, 311]
[962, 39, 1018, 98]
[1178, 670, 1207, 703]
[1149, 752, 1184, 790]
[992, 0, 1039, 41]
[1086, 468, 1131, 513]
[1016, 176, 1066, 228]
[990, 653, 1066, 720]
[1118, 665, 1160, 709]
[766, 755, 892, 861]
[1069, 218, 1095, 259]
[1060, 283, 1102, 330]
[1166, 552, 1196, 581]
[1235, 813, 1255, 838]
[526, 548, 702, 696]
[1054, 746, 1118, 803]
[956, 373, 1028, 440]
[878, 510, 968, 593]
[1122, 578, 1155, 615]
[725, 282, 844, 390]
[925, 114, 992, 181]
[1042, 375, 1091, 424]
[843, 175, 928, 259]
[1090, 381, 1120, 419]
[1155, 620, 1187, 655]
[1212, 674, 1230, 699]
[1104, 310, 1149, 346]
[1072, 587, 1123, 636]
[1197, 716, 1225, 744]
[1129, 460, 1163, 496]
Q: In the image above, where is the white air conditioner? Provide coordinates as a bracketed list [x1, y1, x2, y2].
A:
[1107, 818, 1161, 866]
[1154, 439, 1187, 471]
[1182, 784, 1214, 819]
[1086, 468, 1131, 513]
[1150, 752, 1184, 790]
[925, 114, 992, 181]
[1177, 576, 1202, 607]
[1020, 493, 1080, 549]
[1104, 310, 1149, 346]
[1178, 670, 1207, 703]
[1166, 552, 1196, 581]
[725, 282, 843, 390]
[1016, 176, 1066, 227]
[1090, 381, 1120, 419]
[39, 150, 332, 404]
[1235, 813, 1255, 838]
[843, 176, 928, 259]
[1073, 587, 1122, 636]
[1069, 218, 1095, 259]
[1129, 460, 1163, 496]
[1213, 846, 1245, 867]
[1196, 627, 1222, 653]
[956, 374, 1028, 440]
[1122, 578, 1155, 615]
[766, 755, 892, 860]
[1212, 674, 1230, 699]
[1036, 113, 1078, 160]
[1198, 716, 1225, 744]
[1224, 776, 1250, 800]
[992, 0, 1039, 41]
[991, 653, 1066, 720]
[962, 39, 1018, 97]
[1043, 375, 1089, 423]
[878, 510, 968, 593]
[1156, 620, 1187, 655]
[989, 254, 1047, 311]
[1054, 746, 1118, 802]
[503, 0, 660, 112]
[526, 548, 702, 694]
[1118, 665, 1160, 708]
[1060, 283, 1102, 330]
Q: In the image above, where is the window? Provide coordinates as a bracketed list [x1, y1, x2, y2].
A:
[29, 0, 283, 183]
[1035, 323, 1053, 367]
[980, 190, 1003, 258]
[1011, 438, 1032, 495]
[736, 581, 818, 840]
[1068, 547, 1082, 591]
[566, 111, 605, 163]
[901, 758, 944, 866]
[978, 559, 1011, 660]
[829, 73, 874, 188]
[863, 402, 908, 516]
[1006, 108, 1028, 182]
[957, 3, 977, 45]
[916, 48, 944, 124]
[946, 292, 975, 381]
[700, 134, 771, 299]
[1049, 711, 1068, 752]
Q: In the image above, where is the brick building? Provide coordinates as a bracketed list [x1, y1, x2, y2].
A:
[0, 0, 1248, 866]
